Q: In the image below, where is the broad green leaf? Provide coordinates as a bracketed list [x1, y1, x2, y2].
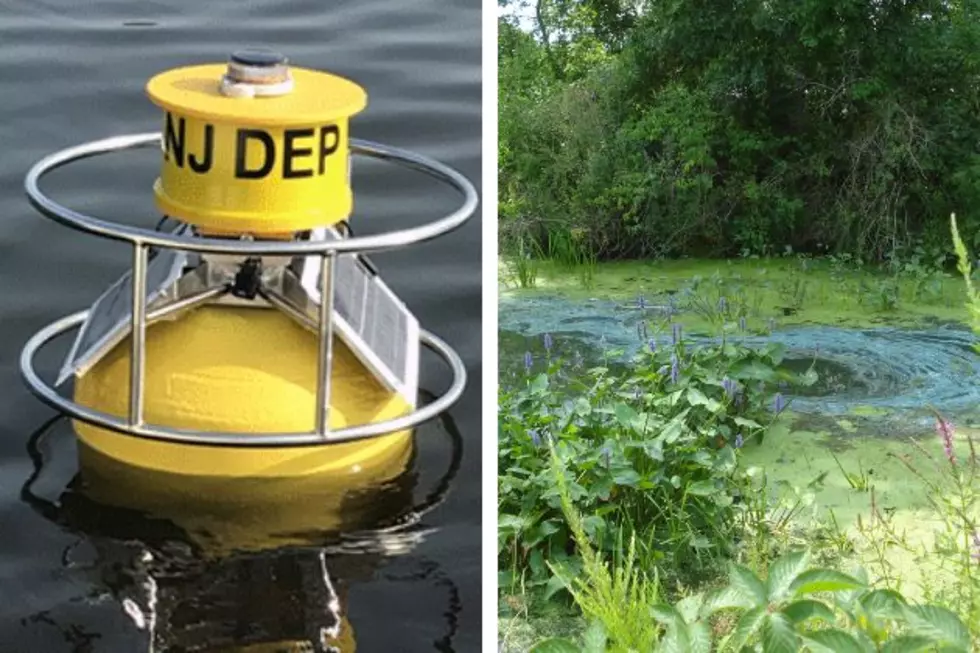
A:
[859, 589, 907, 620]
[687, 387, 722, 412]
[687, 479, 717, 496]
[642, 439, 665, 462]
[903, 604, 971, 650]
[803, 629, 865, 653]
[761, 613, 799, 653]
[676, 593, 704, 624]
[733, 416, 762, 429]
[529, 638, 580, 653]
[726, 605, 767, 651]
[729, 563, 767, 605]
[612, 468, 641, 486]
[543, 572, 570, 601]
[530, 373, 549, 394]
[529, 549, 546, 577]
[703, 586, 755, 613]
[881, 635, 940, 653]
[689, 621, 712, 653]
[781, 599, 836, 625]
[714, 444, 736, 472]
[731, 360, 780, 381]
[658, 625, 690, 653]
[581, 621, 607, 653]
[498, 514, 529, 532]
[659, 413, 687, 444]
[614, 402, 640, 428]
[789, 569, 865, 596]
[650, 603, 683, 628]
[766, 550, 810, 602]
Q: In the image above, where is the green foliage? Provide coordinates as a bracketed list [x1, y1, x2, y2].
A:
[498, 330, 804, 595]
[543, 441, 662, 652]
[499, 0, 980, 262]
[830, 214, 980, 640]
[538, 550, 972, 652]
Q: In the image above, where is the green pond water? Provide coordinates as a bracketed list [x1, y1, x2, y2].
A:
[499, 258, 980, 609]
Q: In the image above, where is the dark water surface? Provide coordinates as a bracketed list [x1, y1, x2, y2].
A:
[500, 295, 980, 427]
[0, 2, 482, 651]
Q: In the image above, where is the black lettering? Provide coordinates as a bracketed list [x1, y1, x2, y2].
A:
[319, 125, 340, 175]
[235, 129, 275, 179]
[188, 123, 214, 174]
[283, 128, 314, 178]
[164, 112, 185, 167]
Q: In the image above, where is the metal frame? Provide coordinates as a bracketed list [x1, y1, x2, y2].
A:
[20, 133, 477, 446]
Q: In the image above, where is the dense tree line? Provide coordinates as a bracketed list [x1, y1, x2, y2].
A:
[499, 0, 980, 262]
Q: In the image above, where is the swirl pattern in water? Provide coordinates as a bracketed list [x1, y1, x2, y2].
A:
[500, 295, 980, 420]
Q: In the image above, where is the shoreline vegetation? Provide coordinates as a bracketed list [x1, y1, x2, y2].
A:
[498, 218, 980, 651]
[498, 0, 980, 648]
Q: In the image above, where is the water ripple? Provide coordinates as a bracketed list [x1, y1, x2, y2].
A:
[500, 295, 980, 420]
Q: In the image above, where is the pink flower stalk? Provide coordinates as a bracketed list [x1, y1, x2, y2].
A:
[936, 417, 956, 465]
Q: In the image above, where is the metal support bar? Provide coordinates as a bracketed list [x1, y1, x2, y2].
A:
[315, 253, 336, 437]
[25, 134, 479, 257]
[129, 243, 148, 426]
[145, 285, 229, 323]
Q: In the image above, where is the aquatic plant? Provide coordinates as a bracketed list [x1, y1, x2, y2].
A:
[853, 412, 980, 639]
[540, 441, 662, 653]
[505, 234, 543, 289]
[829, 451, 872, 493]
[498, 333, 806, 596]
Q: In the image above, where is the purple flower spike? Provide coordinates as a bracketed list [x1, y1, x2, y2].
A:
[637, 295, 646, 309]
[936, 417, 956, 465]
[529, 429, 542, 447]
[600, 445, 611, 468]
[735, 433, 744, 449]
[648, 337, 657, 354]
[722, 377, 737, 400]
[671, 323, 682, 345]
[524, 351, 533, 373]
[773, 392, 786, 415]
[670, 354, 680, 384]
[543, 333, 553, 352]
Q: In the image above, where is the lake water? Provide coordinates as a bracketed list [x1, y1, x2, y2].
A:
[0, 1, 482, 651]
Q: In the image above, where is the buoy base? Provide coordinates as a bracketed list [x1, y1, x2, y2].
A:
[73, 305, 414, 481]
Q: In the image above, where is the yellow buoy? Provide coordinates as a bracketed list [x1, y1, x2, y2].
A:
[20, 46, 475, 653]
[65, 50, 415, 484]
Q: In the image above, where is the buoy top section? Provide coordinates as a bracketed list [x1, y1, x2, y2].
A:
[146, 49, 368, 234]
[146, 49, 367, 126]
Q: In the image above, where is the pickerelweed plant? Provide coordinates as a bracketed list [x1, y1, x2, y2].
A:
[498, 325, 810, 599]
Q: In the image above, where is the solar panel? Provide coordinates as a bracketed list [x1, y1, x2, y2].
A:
[57, 242, 191, 386]
[298, 227, 420, 406]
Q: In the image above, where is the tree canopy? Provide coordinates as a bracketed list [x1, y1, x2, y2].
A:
[499, 0, 980, 261]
